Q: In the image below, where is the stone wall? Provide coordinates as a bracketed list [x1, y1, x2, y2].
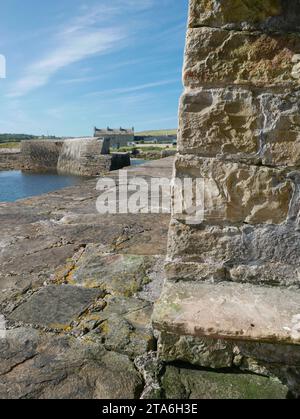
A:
[153, 0, 300, 396]
[0, 149, 23, 170]
[135, 135, 177, 144]
[57, 138, 111, 176]
[21, 141, 63, 172]
[21, 138, 130, 176]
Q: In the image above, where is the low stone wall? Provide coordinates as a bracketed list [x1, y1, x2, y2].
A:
[21, 141, 63, 172]
[138, 149, 177, 160]
[0, 149, 23, 170]
[57, 138, 112, 176]
[20, 138, 130, 176]
[135, 135, 177, 144]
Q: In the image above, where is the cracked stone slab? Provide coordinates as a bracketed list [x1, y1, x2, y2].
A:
[8, 285, 103, 329]
[0, 327, 143, 399]
[153, 280, 300, 345]
[68, 247, 159, 297]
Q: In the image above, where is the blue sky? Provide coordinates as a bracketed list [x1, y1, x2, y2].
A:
[0, 0, 188, 136]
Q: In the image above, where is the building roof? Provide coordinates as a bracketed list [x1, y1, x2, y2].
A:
[94, 126, 134, 136]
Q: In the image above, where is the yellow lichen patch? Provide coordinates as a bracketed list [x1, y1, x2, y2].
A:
[53, 262, 77, 285]
[49, 323, 73, 331]
[100, 321, 110, 335]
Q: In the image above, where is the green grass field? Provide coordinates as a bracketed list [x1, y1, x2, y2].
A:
[118, 145, 176, 153]
[135, 129, 177, 136]
[0, 142, 21, 149]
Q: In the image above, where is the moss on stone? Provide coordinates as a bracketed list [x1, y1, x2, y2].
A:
[161, 365, 289, 399]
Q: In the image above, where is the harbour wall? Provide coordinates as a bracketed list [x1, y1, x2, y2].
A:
[20, 138, 130, 176]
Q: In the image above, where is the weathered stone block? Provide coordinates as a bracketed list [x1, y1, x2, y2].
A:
[167, 220, 243, 262]
[165, 260, 226, 282]
[152, 280, 300, 345]
[158, 331, 234, 368]
[188, 0, 300, 32]
[167, 221, 300, 286]
[179, 89, 300, 167]
[157, 331, 300, 396]
[184, 28, 300, 89]
[260, 92, 300, 167]
[175, 156, 293, 224]
[178, 89, 260, 160]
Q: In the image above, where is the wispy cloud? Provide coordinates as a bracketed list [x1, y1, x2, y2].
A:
[7, 30, 124, 98]
[57, 58, 144, 85]
[86, 78, 180, 97]
[7, 0, 153, 98]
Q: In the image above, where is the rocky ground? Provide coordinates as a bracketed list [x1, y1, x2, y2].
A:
[0, 158, 290, 399]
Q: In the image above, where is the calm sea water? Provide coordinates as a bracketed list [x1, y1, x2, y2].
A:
[0, 159, 147, 202]
[131, 159, 147, 166]
[0, 171, 86, 202]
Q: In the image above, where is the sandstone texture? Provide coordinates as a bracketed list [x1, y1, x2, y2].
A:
[184, 28, 300, 89]
[189, 0, 300, 32]
[153, 281, 300, 345]
[175, 156, 293, 224]
[178, 89, 300, 167]
[153, 0, 300, 398]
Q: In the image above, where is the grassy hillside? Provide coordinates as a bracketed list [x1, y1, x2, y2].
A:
[135, 129, 177, 136]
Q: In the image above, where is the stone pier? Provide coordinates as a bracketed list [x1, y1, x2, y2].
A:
[153, 0, 300, 395]
[21, 138, 130, 176]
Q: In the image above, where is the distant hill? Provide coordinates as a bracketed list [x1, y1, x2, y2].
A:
[0, 134, 37, 143]
[135, 129, 177, 136]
